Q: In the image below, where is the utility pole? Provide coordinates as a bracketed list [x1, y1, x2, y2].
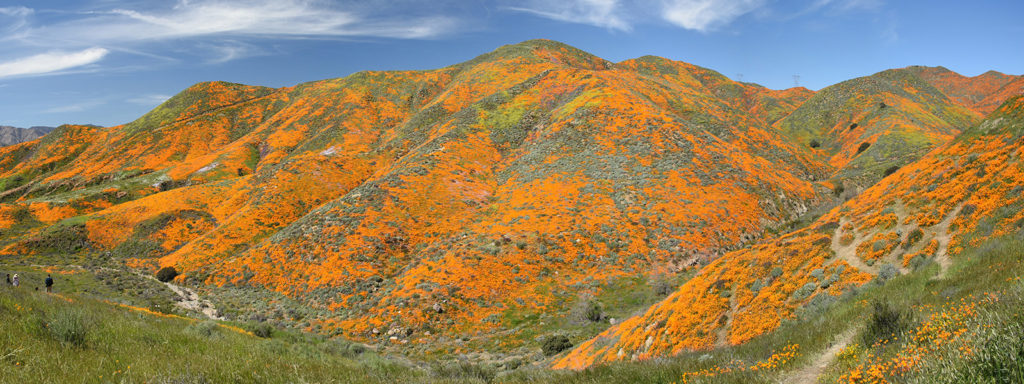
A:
[792, 75, 801, 88]
[736, 73, 744, 83]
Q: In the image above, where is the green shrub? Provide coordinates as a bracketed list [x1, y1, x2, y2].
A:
[856, 142, 871, 154]
[652, 277, 675, 297]
[861, 301, 913, 347]
[572, 297, 604, 323]
[833, 181, 845, 197]
[431, 361, 497, 382]
[809, 139, 821, 148]
[791, 282, 817, 301]
[186, 321, 220, 338]
[883, 165, 900, 177]
[156, 266, 179, 282]
[48, 308, 91, 347]
[542, 335, 573, 356]
[250, 322, 274, 338]
[904, 228, 924, 249]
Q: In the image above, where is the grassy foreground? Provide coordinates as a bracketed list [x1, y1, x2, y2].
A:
[0, 284, 466, 383]
[2, 230, 1023, 384]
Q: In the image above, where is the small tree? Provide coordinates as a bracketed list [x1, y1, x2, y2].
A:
[883, 165, 900, 177]
[542, 335, 573, 356]
[849, 123, 858, 130]
[809, 139, 821, 148]
[156, 266, 179, 282]
[856, 142, 871, 154]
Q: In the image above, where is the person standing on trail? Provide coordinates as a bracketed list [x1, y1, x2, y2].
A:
[11, 273, 19, 288]
[45, 274, 54, 293]
[4, 273, 9, 286]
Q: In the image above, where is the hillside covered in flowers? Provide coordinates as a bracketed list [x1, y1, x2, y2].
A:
[1, 40, 1021, 370]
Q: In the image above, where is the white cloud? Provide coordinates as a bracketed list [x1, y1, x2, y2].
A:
[33, 0, 457, 45]
[0, 6, 32, 17]
[0, 47, 109, 79]
[0, 6, 33, 36]
[661, 0, 766, 32]
[505, 0, 630, 31]
[198, 41, 266, 64]
[2, 1, 460, 66]
[127, 94, 173, 105]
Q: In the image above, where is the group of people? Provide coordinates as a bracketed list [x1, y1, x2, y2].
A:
[4, 273, 54, 292]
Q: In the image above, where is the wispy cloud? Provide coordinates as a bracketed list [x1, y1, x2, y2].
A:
[126, 94, 173, 106]
[43, 99, 107, 114]
[660, 0, 767, 32]
[198, 40, 267, 64]
[0, 47, 109, 79]
[26, 0, 458, 45]
[0, 6, 33, 36]
[504, 0, 630, 31]
[3, 0, 461, 69]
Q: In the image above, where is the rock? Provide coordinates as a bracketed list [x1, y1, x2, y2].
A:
[372, 328, 380, 335]
[432, 302, 445, 313]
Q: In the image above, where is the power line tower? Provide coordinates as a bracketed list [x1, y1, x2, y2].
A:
[792, 75, 801, 88]
[735, 73, 744, 83]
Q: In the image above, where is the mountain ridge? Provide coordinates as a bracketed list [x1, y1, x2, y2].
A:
[0, 125, 55, 147]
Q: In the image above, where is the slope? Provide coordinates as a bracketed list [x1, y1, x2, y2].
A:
[0, 40, 825, 359]
[773, 67, 983, 189]
[555, 95, 1024, 370]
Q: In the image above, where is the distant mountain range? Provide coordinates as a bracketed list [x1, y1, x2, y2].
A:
[0, 125, 54, 146]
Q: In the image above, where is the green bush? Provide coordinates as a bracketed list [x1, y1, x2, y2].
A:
[833, 181, 845, 197]
[48, 308, 91, 347]
[250, 322, 274, 338]
[861, 301, 913, 347]
[904, 228, 924, 249]
[186, 321, 220, 338]
[542, 335, 573, 356]
[809, 139, 821, 148]
[883, 165, 900, 177]
[156, 266, 179, 283]
[652, 279, 675, 297]
[572, 298, 604, 323]
[856, 142, 871, 154]
[431, 361, 497, 382]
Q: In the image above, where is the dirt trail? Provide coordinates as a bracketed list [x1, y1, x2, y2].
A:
[830, 201, 963, 278]
[781, 328, 857, 384]
[26, 263, 224, 320]
[928, 204, 964, 278]
[831, 218, 877, 274]
[715, 290, 739, 348]
[138, 272, 224, 320]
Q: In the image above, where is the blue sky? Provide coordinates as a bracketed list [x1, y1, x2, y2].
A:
[0, 0, 1021, 128]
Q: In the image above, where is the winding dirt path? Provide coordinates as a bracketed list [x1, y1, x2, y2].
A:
[137, 272, 224, 320]
[781, 328, 857, 384]
[927, 204, 964, 279]
[831, 217, 877, 274]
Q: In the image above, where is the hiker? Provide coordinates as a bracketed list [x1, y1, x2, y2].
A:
[4, 273, 9, 286]
[11, 273, 19, 287]
[45, 274, 54, 293]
